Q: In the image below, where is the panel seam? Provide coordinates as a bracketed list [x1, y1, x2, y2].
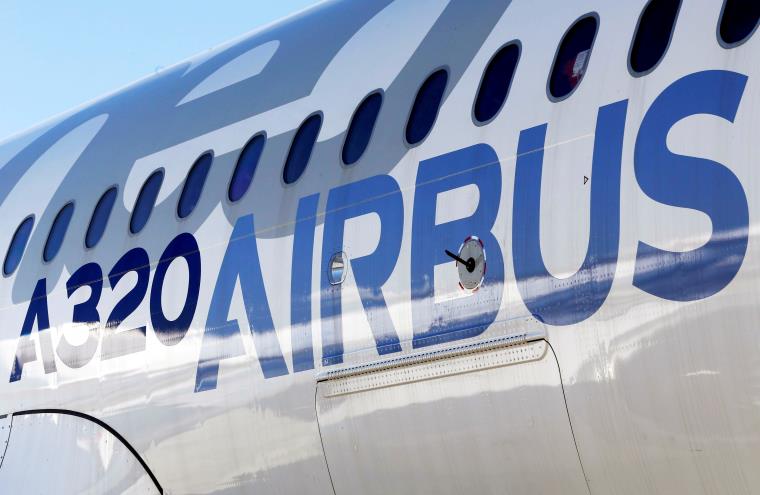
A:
[545, 340, 593, 495]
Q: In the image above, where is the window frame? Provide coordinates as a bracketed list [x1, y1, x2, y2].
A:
[177, 150, 215, 220]
[129, 168, 165, 236]
[3, 215, 35, 277]
[404, 66, 450, 148]
[627, 0, 682, 77]
[471, 40, 522, 126]
[340, 89, 384, 167]
[717, 0, 760, 49]
[546, 12, 600, 103]
[281, 111, 324, 187]
[84, 185, 119, 250]
[43, 201, 76, 264]
[226, 132, 267, 204]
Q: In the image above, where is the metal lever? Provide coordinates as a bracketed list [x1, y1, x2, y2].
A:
[445, 249, 476, 273]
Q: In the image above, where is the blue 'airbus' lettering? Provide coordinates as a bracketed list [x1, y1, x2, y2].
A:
[633, 70, 749, 301]
[412, 144, 504, 346]
[514, 100, 627, 326]
[8, 70, 750, 392]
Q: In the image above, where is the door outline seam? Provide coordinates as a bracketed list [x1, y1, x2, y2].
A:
[0, 414, 12, 471]
[314, 385, 338, 495]
[11, 408, 163, 494]
[545, 340, 593, 495]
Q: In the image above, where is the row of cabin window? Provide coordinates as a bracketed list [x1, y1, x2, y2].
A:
[3, 0, 758, 277]
[1, 67, 447, 274]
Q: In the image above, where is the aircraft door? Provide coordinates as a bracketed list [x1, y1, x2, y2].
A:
[315, 324, 589, 495]
[0, 411, 160, 493]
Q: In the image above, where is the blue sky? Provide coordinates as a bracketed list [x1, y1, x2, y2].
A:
[0, 0, 318, 141]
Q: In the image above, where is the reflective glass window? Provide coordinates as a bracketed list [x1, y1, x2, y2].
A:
[549, 15, 598, 100]
[719, 0, 760, 46]
[228, 134, 265, 202]
[342, 91, 382, 165]
[474, 43, 520, 123]
[406, 69, 448, 145]
[178, 152, 213, 218]
[43, 202, 75, 262]
[130, 170, 164, 234]
[86, 187, 118, 249]
[630, 0, 681, 74]
[283, 114, 322, 185]
[3, 216, 34, 275]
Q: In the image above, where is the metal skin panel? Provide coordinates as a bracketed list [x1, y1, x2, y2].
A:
[0, 413, 159, 494]
[317, 341, 588, 494]
[542, 2, 760, 494]
[0, 0, 758, 493]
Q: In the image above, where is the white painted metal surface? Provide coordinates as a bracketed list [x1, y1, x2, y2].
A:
[0, 413, 159, 494]
[0, 415, 11, 470]
[317, 340, 588, 494]
[0, 0, 759, 493]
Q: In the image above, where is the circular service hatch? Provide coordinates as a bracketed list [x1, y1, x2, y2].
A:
[456, 236, 486, 292]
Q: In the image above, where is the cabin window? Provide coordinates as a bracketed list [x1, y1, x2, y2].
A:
[549, 15, 598, 100]
[130, 170, 164, 234]
[85, 187, 117, 249]
[630, 0, 681, 74]
[3, 216, 34, 276]
[283, 113, 322, 185]
[178, 151, 214, 219]
[474, 42, 520, 123]
[406, 69, 448, 145]
[342, 91, 383, 165]
[43, 202, 75, 262]
[719, 0, 760, 46]
[228, 133, 265, 202]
